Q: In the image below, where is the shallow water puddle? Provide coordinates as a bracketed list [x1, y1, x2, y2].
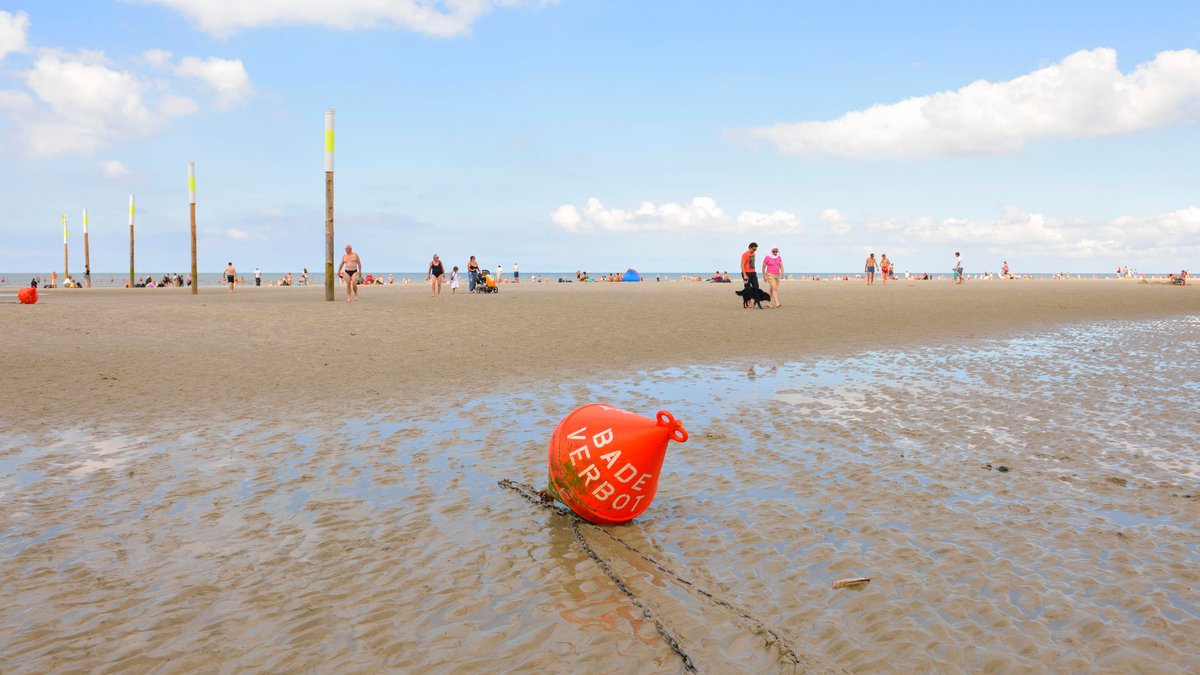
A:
[1, 315, 1198, 672]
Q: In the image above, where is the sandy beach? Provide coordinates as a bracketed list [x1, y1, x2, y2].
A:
[3, 278, 1198, 428]
[2, 279, 1198, 672]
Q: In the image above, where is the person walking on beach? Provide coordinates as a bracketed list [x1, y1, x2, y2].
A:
[513, 262, 519, 283]
[880, 254, 892, 285]
[762, 246, 784, 308]
[1001, 261, 1010, 279]
[952, 252, 964, 284]
[496, 263, 504, 284]
[224, 262, 237, 293]
[427, 254, 446, 297]
[338, 244, 362, 302]
[740, 242, 759, 296]
[864, 253, 876, 285]
[254, 267, 262, 286]
[467, 256, 479, 293]
[449, 266, 460, 294]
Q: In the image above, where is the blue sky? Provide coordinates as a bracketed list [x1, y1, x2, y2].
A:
[1, 1, 1198, 274]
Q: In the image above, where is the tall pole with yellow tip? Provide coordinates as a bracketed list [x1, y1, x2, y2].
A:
[189, 162, 198, 295]
[325, 109, 335, 301]
[83, 208, 91, 287]
[129, 195, 135, 288]
[62, 214, 68, 281]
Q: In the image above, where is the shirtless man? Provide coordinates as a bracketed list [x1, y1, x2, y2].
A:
[338, 244, 362, 302]
[224, 262, 237, 293]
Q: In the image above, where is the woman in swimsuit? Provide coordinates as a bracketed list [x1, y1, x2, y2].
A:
[427, 254, 446, 297]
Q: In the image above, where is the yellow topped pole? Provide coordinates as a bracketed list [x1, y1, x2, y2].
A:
[189, 162, 198, 295]
[83, 208, 91, 287]
[62, 214, 68, 281]
[129, 195, 135, 288]
[325, 108, 335, 301]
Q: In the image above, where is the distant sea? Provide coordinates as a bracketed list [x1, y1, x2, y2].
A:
[0, 271, 1167, 288]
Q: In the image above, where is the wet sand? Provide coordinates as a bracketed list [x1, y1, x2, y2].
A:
[1, 280, 1198, 672]
[2, 279, 1197, 429]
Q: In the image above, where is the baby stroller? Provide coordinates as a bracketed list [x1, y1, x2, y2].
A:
[477, 269, 499, 293]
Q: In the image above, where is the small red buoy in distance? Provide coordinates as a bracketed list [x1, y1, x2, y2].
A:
[546, 404, 688, 524]
[17, 286, 38, 305]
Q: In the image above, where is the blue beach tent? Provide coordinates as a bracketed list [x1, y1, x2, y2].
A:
[621, 268, 642, 282]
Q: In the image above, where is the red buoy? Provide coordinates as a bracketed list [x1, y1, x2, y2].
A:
[18, 286, 38, 305]
[547, 404, 688, 524]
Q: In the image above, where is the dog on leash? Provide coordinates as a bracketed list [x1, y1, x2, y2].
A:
[735, 284, 771, 309]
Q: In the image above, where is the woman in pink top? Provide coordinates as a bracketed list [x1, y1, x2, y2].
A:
[762, 247, 784, 308]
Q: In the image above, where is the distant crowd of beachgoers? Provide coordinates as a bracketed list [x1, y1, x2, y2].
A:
[11, 264, 1189, 289]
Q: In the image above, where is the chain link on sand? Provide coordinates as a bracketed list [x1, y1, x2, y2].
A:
[499, 479, 820, 673]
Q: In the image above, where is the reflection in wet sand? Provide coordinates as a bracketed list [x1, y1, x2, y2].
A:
[1, 316, 1198, 671]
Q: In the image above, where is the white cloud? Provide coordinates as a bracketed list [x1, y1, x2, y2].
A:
[735, 48, 1200, 159]
[101, 160, 131, 178]
[226, 227, 250, 240]
[0, 11, 29, 62]
[175, 56, 252, 108]
[140, 0, 555, 38]
[820, 208, 852, 235]
[0, 89, 33, 110]
[141, 49, 173, 70]
[1103, 207, 1200, 255]
[21, 53, 191, 155]
[841, 204, 1200, 261]
[1, 47, 247, 155]
[551, 197, 803, 235]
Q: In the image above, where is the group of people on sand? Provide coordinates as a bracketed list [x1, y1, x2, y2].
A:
[740, 242, 785, 308]
[334, 245, 521, 302]
[863, 253, 897, 285]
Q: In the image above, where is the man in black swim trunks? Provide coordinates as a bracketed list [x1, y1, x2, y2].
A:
[338, 244, 362, 303]
[224, 261, 237, 293]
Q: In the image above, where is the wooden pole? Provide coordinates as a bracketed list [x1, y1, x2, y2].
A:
[62, 214, 68, 281]
[189, 162, 198, 295]
[325, 108, 335, 301]
[82, 208, 91, 288]
[129, 195, 135, 287]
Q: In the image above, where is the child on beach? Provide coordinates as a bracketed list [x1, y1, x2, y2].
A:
[450, 266, 460, 294]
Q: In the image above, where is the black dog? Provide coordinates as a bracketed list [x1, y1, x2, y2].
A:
[735, 284, 771, 309]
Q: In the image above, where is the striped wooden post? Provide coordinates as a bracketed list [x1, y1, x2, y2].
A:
[129, 195, 135, 288]
[189, 162, 198, 295]
[62, 214, 68, 281]
[82, 208, 91, 288]
[325, 109, 335, 301]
